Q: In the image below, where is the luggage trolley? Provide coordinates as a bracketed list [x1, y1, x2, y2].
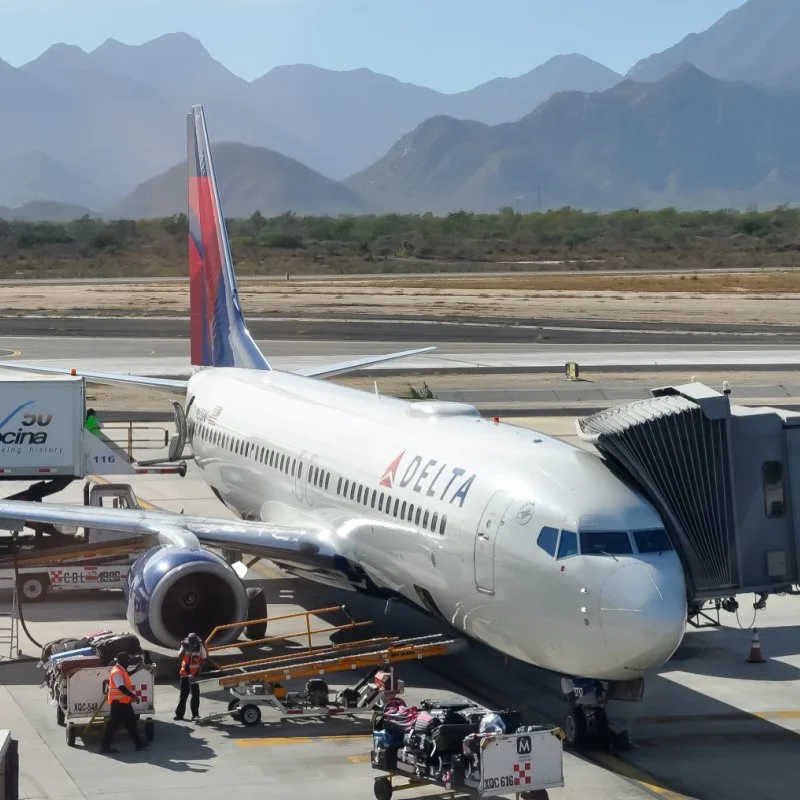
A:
[61, 660, 156, 747]
[370, 701, 565, 800]
[38, 630, 157, 747]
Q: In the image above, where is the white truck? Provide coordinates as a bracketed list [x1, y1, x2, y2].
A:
[0, 374, 188, 599]
[0, 373, 185, 479]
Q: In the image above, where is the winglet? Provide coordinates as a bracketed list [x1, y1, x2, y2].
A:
[187, 105, 270, 371]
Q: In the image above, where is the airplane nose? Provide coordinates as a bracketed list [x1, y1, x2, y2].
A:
[598, 558, 687, 674]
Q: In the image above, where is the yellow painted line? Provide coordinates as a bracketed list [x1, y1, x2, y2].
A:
[346, 754, 372, 764]
[591, 752, 695, 800]
[236, 734, 370, 748]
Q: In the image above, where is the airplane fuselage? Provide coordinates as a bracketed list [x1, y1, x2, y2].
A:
[185, 366, 688, 682]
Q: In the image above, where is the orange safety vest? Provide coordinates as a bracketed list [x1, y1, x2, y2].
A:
[107, 665, 133, 704]
[180, 650, 203, 677]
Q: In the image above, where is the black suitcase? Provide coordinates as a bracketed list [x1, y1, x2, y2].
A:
[94, 633, 142, 665]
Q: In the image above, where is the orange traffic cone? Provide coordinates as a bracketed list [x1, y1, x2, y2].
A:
[746, 628, 766, 663]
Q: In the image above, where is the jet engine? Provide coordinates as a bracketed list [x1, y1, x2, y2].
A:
[124, 545, 249, 649]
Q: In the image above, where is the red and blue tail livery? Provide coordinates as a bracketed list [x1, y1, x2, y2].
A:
[187, 105, 270, 371]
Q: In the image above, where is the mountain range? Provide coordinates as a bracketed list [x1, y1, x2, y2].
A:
[7, 0, 800, 218]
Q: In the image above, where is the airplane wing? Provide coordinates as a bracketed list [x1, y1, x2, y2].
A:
[293, 346, 436, 379]
[0, 499, 344, 578]
[0, 361, 188, 391]
[0, 346, 436, 386]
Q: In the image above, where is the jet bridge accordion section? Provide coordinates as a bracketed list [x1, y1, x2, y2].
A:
[577, 383, 800, 603]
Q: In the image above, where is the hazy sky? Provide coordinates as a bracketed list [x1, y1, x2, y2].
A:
[0, 0, 744, 91]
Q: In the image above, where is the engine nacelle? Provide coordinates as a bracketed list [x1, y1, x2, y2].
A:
[124, 545, 249, 649]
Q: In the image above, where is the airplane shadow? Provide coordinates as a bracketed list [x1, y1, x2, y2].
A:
[258, 580, 800, 800]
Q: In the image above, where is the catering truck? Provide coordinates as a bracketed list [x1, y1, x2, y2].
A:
[0, 374, 186, 481]
[0, 375, 188, 600]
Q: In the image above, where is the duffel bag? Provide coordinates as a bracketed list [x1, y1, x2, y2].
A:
[55, 655, 104, 675]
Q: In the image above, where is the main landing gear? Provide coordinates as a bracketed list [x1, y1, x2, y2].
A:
[560, 677, 637, 754]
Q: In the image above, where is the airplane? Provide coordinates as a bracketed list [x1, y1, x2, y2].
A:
[0, 105, 688, 748]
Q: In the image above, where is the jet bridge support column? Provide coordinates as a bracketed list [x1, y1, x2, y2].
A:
[576, 382, 800, 615]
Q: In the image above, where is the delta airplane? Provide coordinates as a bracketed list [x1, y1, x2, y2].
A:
[0, 106, 687, 747]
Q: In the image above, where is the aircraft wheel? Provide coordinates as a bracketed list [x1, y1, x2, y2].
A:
[563, 708, 587, 750]
[245, 588, 267, 640]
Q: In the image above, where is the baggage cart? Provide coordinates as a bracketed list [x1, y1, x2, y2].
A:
[59, 661, 156, 747]
[372, 722, 564, 800]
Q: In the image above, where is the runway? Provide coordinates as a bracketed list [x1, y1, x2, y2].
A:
[1, 314, 799, 344]
[0, 336, 799, 377]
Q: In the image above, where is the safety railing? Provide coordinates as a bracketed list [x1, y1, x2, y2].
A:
[204, 605, 373, 655]
[101, 424, 171, 461]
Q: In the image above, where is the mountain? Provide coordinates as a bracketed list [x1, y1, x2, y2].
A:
[446, 54, 622, 124]
[0, 201, 94, 222]
[107, 142, 371, 219]
[0, 152, 105, 209]
[627, 0, 800, 88]
[346, 65, 800, 214]
[251, 55, 621, 179]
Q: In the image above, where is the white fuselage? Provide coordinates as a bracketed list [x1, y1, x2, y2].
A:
[185, 367, 688, 681]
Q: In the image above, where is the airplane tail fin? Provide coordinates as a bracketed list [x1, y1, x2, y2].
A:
[187, 105, 270, 371]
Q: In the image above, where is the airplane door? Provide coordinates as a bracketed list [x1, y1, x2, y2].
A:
[474, 490, 514, 595]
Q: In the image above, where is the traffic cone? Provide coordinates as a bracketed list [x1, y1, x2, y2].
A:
[746, 628, 766, 663]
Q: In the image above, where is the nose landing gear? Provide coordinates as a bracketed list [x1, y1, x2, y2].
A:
[560, 678, 634, 754]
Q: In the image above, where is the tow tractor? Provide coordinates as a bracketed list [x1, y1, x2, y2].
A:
[193, 606, 466, 728]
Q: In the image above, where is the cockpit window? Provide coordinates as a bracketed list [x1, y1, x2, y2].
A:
[633, 528, 674, 553]
[579, 530, 633, 555]
[557, 530, 578, 559]
[537, 526, 559, 557]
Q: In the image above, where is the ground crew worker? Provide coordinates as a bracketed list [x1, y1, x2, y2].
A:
[174, 632, 207, 721]
[85, 408, 102, 437]
[100, 652, 148, 754]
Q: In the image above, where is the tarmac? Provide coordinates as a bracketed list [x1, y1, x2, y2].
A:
[1, 417, 800, 800]
[4, 336, 800, 379]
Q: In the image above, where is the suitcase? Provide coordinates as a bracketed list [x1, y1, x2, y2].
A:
[94, 634, 142, 665]
[54, 655, 103, 676]
[49, 647, 94, 664]
[42, 638, 88, 661]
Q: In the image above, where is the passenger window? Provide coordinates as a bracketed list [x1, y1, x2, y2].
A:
[325, 473, 330, 491]
[431, 512, 438, 531]
[357, 485, 363, 503]
[350, 483, 356, 500]
[537, 526, 559, 557]
[423, 510, 429, 528]
[401, 501, 407, 518]
[337, 477, 342, 495]
[763, 461, 785, 518]
[378, 493, 384, 512]
[393, 499, 399, 517]
[343, 479, 349, 496]
[440, 515, 447, 535]
[371, 490, 376, 508]
[415, 508, 421, 525]
[291, 458, 296, 476]
[557, 530, 579, 559]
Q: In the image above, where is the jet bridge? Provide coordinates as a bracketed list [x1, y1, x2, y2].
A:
[576, 382, 800, 621]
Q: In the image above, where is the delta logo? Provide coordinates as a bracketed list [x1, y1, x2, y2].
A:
[380, 450, 476, 508]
